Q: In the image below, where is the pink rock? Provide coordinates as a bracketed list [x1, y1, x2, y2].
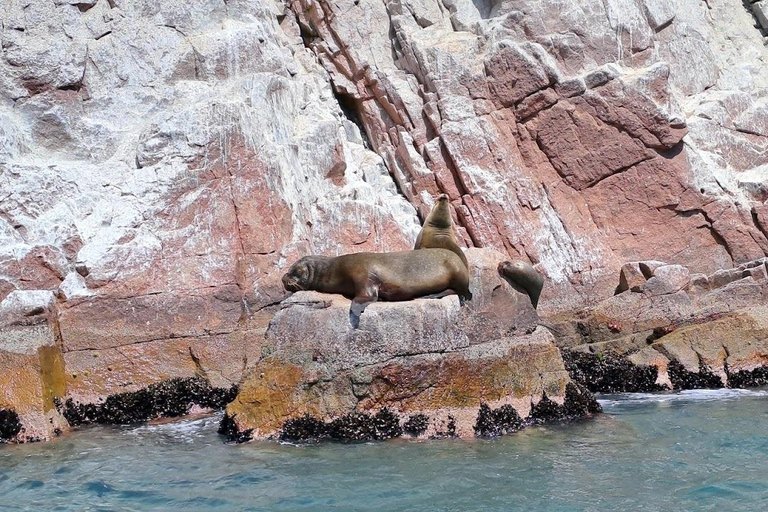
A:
[58, 285, 243, 352]
[688, 273, 710, 295]
[638, 261, 668, 279]
[0, 280, 14, 303]
[617, 262, 646, 293]
[744, 264, 768, 281]
[710, 268, 746, 289]
[643, 265, 691, 296]
[528, 102, 651, 190]
[485, 42, 553, 107]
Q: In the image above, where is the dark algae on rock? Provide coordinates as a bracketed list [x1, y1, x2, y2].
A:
[727, 366, 768, 388]
[0, 409, 22, 442]
[667, 360, 723, 390]
[563, 381, 603, 417]
[277, 408, 403, 443]
[476, 383, 600, 436]
[474, 403, 524, 437]
[402, 414, 429, 436]
[530, 382, 602, 425]
[218, 413, 254, 443]
[62, 377, 237, 426]
[222, 381, 603, 443]
[563, 350, 666, 393]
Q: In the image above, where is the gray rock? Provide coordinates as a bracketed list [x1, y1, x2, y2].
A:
[644, 265, 691, 296]
[617, 262, 646, 293]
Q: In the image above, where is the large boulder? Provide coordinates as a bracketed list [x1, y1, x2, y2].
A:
[222, 249, 598, 441]
[0, 291, 67, 442]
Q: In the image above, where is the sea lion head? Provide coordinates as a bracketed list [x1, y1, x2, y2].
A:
[426, 193, 452, 229]
[282, 256, 320, 292]
[497, 260, 544, 309]
[497, 260, 539, 282]
[497, 260, 517, 276]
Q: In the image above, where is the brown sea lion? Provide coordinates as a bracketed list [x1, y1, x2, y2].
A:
[282, 249, 472, 328]
[498, 260, 544, 309]
[414, 193, 468, 270]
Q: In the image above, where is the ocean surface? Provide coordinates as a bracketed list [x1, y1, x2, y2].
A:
[2, 388, 768, 511]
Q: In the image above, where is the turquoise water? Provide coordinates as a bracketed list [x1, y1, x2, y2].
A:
[2, 389, 768, 511]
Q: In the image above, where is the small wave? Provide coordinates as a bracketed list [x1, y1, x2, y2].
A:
[122, 413, 223, 441]
[598, 388, 768, 407]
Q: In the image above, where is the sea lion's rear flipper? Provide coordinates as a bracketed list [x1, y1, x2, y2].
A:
[349, 278, 380, 328]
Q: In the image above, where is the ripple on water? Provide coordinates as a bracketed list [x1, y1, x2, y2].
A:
[14, 480, 44, 490]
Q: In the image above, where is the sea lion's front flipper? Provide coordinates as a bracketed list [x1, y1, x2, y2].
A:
[349, 296, 378, 328]
[349, 278, 380, 328]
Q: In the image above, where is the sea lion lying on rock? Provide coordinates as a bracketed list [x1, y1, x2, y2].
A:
[498, 260, 544, 309]
[282, 249, 472, 328]
[414, 193, 468, 270]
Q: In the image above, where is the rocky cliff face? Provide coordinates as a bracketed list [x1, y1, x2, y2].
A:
[290, 0, 768, 310]
[2, 0, 768, 441]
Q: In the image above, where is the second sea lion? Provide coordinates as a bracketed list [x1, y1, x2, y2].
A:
[414, 193, 468, 269]
[498, 260, 544, 309]
[282, 248, 472, 328]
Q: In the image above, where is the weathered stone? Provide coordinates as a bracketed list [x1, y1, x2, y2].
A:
[644, 265, 690, 296]
[637, 261, 668, 278]
[58, 286, 243, 351]
[744, 264, 768, 281]
[617, 262, 646, 293]
[528, 102, 651, 190]
[552, 255, 768, 391]
[485, 42, 553, 107]
[639, 0, 677, 30]
[688, 273, 710, 294]
[647, 306, 768, 384]
[224, 326, 579, 440]
[515, 88, 559, 120]
[710, 268, 746, 289]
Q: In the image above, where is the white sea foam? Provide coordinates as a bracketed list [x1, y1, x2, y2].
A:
[123, 413, 223, 442]
[598, 388, 768, 407]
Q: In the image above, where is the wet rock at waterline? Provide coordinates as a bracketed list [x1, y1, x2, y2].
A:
[61, 377, 237, 427]
[562, 350, 667, 394]
[553, 258, 768, 392]
[0, 409, 22, 443]
[221, 302, 595, 441]
[0, 291, 68, 442]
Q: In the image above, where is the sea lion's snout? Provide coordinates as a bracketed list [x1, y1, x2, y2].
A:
[282, 271, 305, 292]
[437, 193, 449, 202]
[283, 258, 318, 292]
